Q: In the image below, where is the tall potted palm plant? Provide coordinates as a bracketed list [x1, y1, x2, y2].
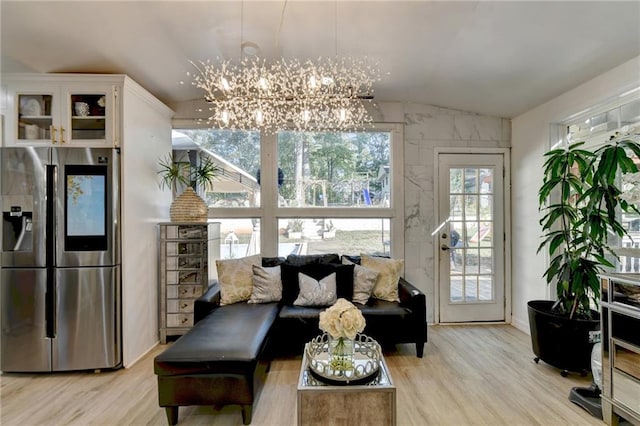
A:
[531, 130, 640, 375]
[158, 152, 218, 222]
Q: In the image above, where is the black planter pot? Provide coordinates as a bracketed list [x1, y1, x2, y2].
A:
[527, 300, 600, 376]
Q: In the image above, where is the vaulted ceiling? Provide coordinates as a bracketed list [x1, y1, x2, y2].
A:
[2, 1, 639, 118]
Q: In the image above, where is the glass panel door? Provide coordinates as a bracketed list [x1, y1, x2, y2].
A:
[68, 92, 108, 142]
[438, 153, 505, 322]
[17, 93, 54, 142]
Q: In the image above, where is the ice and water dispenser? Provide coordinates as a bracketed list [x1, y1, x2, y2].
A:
[3, 203, 33, 253]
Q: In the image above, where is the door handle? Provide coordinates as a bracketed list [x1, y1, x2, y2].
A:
[441, 244, 451, 251]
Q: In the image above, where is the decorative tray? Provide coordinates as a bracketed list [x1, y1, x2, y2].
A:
[305, 333, 382, 385]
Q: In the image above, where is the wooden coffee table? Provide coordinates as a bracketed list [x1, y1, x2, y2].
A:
[297, 343, 396, 426]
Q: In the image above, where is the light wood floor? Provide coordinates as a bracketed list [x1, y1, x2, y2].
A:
[0, 325, 602, 426]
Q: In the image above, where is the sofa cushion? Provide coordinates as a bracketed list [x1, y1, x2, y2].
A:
[154, 302, 279, 376]
[281, 263, 354, 305]
[293, 272, 337, 306]
[285, 253, 340, 266]
[342, 257, 378, 305]
[262, 257, 285, 267]
[361, 255, 403, 302]
[358, 298, 411, 317]
[248, 265, 282, 304]
[216, 254, 262, 305]
[278, 304, 322, 319]
[341, 254, 361, 265]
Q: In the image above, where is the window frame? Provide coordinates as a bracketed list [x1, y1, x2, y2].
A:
[176, 122, 404, 258]
[552, 92, 640, 266]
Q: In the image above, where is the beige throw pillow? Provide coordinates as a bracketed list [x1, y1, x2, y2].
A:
[248, 265, 282, 304]
[293, 272, 337, 306]
[216, 254, 262, 305]
[360, 255, 403, 302]
[342, 258, 378, 304]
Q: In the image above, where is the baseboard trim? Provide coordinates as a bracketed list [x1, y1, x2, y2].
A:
[511, 316, 530, 335]
[124, 341, 159, 368]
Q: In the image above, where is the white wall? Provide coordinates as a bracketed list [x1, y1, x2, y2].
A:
[511, 56, 640, 333]
[121, 78, 173, 366]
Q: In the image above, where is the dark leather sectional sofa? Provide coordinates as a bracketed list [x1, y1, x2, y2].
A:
[154, 254, 427, 425]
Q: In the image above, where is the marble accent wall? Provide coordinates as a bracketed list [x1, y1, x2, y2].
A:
[372, 101, 511, 323]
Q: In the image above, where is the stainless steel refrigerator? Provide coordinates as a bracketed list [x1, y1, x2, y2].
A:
[1, 147, 121, 372]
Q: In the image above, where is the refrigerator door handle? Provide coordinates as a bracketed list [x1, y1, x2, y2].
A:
[45, 164, 57, 338]
[46, 164, 56, 267]
[45, 268, 56, 338]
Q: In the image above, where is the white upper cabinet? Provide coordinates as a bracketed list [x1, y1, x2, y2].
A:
[3, 76, 117, 147]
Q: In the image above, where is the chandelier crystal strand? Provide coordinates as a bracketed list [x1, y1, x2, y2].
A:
[189, 56, 379, 134]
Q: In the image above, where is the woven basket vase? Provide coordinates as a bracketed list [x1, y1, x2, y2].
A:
[170, 187, 208, 222]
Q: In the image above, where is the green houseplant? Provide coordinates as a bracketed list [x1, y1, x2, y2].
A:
[158, 153, 218, 222]
[530, 131, 640, 375]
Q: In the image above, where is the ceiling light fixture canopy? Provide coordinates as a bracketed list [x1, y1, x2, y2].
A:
[188, 55, 380, 134]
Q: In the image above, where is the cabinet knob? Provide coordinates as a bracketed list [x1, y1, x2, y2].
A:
[51, 126, 57, 144]
[60, 127, 66, 144]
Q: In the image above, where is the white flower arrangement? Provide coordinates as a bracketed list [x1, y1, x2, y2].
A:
[319, 298, 366, 340]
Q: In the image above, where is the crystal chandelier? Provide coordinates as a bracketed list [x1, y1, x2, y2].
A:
[188, 55, 379, 134]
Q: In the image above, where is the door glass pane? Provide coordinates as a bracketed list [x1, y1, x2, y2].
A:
[464, 168, 478, 193]
[450, 195, 463, 218]
[479, 168, 493, 193]
[475, 222, 492, 247]
[465, 195, 478, 220]
[466, 222, 479, 247]
[449, 166, 495, 304]
[465, 276, 478, 301]
[479, 248, 493, 273]
[450, 276, 463, 302]
[479, 277, 493, 301]
[450, 168, 463, 193]
[480, 195, 493, 220]
[465, 248, 479, 274]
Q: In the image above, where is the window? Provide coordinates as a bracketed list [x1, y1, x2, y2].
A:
[276, 131, 391, 208]
[174, 129, 261, 207]
[216, 218, 260, 259]
[560, 97, 640, 272]
[172, 124, 404, 259]
[277, 218, 391, 257]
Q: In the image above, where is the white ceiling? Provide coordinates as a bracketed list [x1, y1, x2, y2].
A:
[2, 1, 639, 118]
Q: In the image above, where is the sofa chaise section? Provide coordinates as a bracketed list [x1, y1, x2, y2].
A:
[154, 301, 279, 425]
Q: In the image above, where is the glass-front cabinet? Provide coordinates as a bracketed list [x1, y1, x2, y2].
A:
[4, 81, 115, 147]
